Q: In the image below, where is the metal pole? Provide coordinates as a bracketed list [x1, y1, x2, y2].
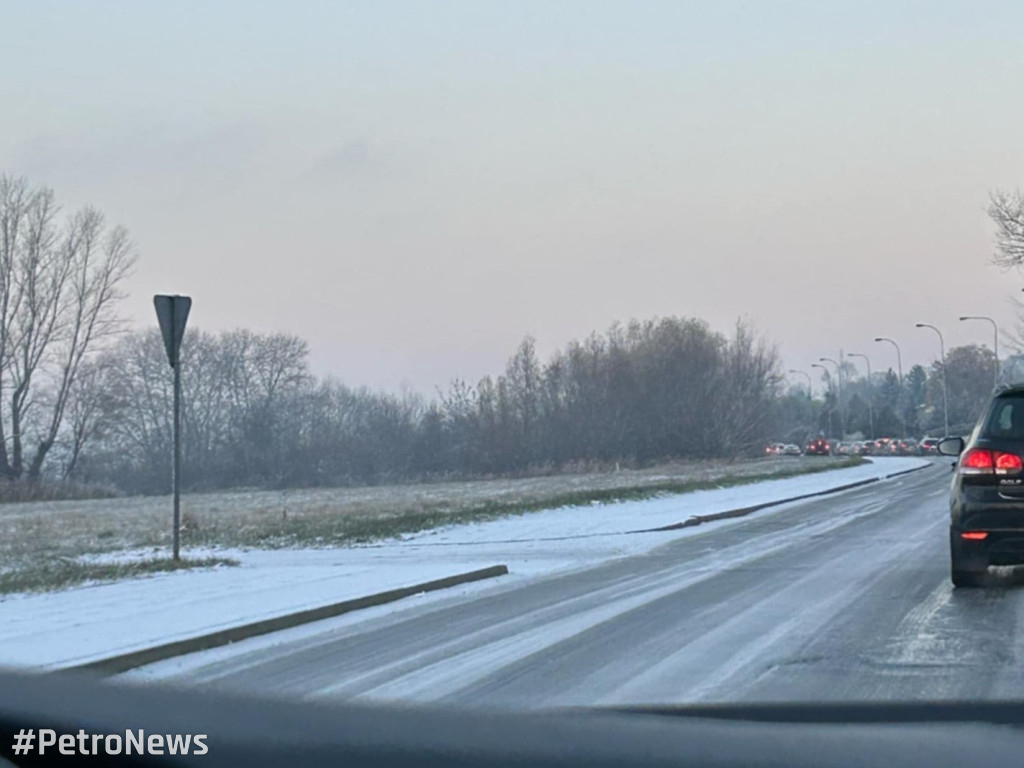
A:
[812, 364, 832, 437]
[820, 357, 844, 437]
[874, 337, 905, 437]
[916, 323, 949, 436]
[997, 324, 1001, 386]
[849, 353, 873, 439]
[172, 345, 181, 561]
[873, 338, 903, 386]
[959, 315, 999, 389]
[154, 293, 191, 563]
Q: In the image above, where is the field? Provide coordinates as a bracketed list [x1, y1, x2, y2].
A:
[1, 455, 863, 593]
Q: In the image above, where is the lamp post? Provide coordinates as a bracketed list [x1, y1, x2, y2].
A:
[873, 337, 903, 386]
[812, 363, 833, 437]
[916, 322, 949, 437]
[789, 369, 812, 399]
[959, 315, 999, 389]
[874, 336, 906, 438]
[848, 352, 873, 439]
[819, 357, 845, 437]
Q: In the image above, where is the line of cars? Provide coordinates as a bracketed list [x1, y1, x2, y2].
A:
[764, 442, 802, 456]
[837, 437, 936, 457]
[765, 436, 942, 457]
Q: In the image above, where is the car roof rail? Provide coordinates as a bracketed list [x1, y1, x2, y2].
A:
[996, 382, 1024, 395]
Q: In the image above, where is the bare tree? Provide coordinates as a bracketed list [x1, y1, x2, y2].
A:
[86, 328, 313, 491]
[58, 357, 110, 479]
[988, 189, 1024, 268]
[0, 175, 136, 482]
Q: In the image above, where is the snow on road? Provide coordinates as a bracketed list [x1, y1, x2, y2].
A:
[0, 457, 927, 671]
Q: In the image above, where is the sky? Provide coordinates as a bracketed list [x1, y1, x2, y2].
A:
[3, 1, 1024, 395]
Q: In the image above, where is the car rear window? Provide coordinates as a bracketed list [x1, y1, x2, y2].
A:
[982, 396, 1024, 439]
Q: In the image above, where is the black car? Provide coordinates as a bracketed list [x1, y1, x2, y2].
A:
[942, 385, 1024, 587]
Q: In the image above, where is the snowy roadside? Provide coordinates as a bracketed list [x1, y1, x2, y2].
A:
[0, 457, 930, 671]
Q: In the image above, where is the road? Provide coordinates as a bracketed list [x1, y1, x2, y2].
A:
[131, 460, 1024, 708]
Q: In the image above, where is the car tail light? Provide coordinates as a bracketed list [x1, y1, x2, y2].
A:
[996, 452, 1024, 473]
[960, 448, 1024, 475]
[960, 448, 994, 474]
[961, 531, 989, 540]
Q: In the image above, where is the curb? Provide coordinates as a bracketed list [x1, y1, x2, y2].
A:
[634, 461, 934, 533]
[68, 564, 509, 676]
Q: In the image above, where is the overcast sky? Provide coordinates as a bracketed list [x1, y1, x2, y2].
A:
[3, 1, 1024, 394]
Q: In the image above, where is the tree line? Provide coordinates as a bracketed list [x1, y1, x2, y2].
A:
[67, 317, 782, 494]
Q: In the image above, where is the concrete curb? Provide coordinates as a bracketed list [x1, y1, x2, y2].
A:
[69, 564, 509, 676]
[635, 461, 934, 534]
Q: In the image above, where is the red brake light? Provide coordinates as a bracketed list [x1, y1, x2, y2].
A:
[996, 452, 1024, 473]
[961, 531, 989, 540]
[960, 448, 994, 474]
[960, 449, 1024, 475]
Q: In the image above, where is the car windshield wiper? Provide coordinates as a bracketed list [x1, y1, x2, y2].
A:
[609, 700, 1024, 726]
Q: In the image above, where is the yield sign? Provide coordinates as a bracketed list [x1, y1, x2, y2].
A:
[153, 295, 192, 367]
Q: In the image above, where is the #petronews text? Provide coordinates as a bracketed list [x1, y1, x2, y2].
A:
[11, 728, 208, 756]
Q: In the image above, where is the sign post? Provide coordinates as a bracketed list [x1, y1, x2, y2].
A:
[154, 294, 192, 560]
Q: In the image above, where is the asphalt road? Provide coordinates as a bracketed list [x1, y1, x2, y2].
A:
[134, 459, 1024, 708]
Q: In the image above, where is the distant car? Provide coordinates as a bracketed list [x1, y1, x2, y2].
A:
[836, 441, 855, 456]
[765, 442, 786, 456]
[943, 384, 1024, 586]
[782, 444, 802, 456]
[920, 437, 939, 454]
[805, 437, 830, 455]
[888, 439, 917, 455]
[857, 441, 873, 456]
[890, 438, 920, 456]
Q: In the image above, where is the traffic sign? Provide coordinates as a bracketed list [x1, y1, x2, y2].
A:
[153, 295, 192, 367]
[153, 294, 192, 560]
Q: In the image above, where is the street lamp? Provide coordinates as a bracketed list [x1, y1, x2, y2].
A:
[848, 352, 873, 439]
[819, 357, 845, 437]
[873, 337, 903, 386]
[916, 322, 950, 436]
[811, 363, 833, 437]
[959, 315, 999, 389]
[874, 336, 906, 438]
[788, 369, 812, 399]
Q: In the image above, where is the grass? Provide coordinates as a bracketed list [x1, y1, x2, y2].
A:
[0, 556, 239, 596]
[0, 479, 119, 504]
[0, 454, 865, 594]
[182, 456, 868, 548]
